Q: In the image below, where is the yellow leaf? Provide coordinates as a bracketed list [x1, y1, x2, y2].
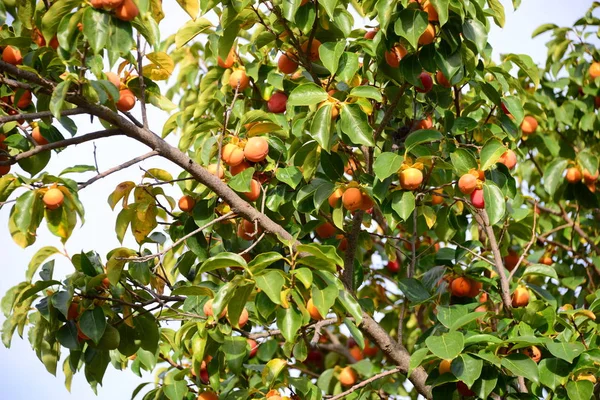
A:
[142, 52, 174, 81]
[176, 0, 200, 20]
[247, 122, 281, 137]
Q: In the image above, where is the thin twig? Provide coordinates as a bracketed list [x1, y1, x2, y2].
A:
[326, 367, 402, 400]
[80, 151, 159, 189]
[136, 34, 149, 129]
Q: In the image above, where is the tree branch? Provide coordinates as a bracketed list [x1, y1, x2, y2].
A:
[79, 150, 159, 189]
[326, 367, 401, 400]
[342, 210, 364, 291]
[0, 108, 88, 123]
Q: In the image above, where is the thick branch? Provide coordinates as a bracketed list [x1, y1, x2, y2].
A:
[0, 108, 87, 123]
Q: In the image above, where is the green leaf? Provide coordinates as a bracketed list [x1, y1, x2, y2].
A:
[539, 358, 569, 390]
[337, 290, 363, 325]
[254, 271, 285, 305]
[543, 158, 568, 196]
[50, 80, 70, 120]
[82, 8, 109, 54]
[451, 354, 483, 387]
[229, 166, 255, 193]
[450, 312, 487, 331]
[480, 138, 506, 171]
[311, 285, 337, 319]
[483, 183, 505, 225]
[450, 149, 478, 176]
[296, 244, 344, 269]
[373, 152, 403, 181]
[248, 252, 284, 274]
[276, 166, 303, 189]
[505, 54, 540, 89]
[462, 19, 488, 54]
[391, 190, 415, 221]
[197, 252, 247, 275]
[318, 41, 345, 75]
[223, 336, 247, 374]
[404, 129, 442, 154]
[409, 347, 429, 375]
[429, 0, 449, 26]
[398, 278, 430, 304]
[79, 308, 106, 345]
[394, 9, 428, 49]
[566, 380, 594, 400]
[522, 264, 558, 281]
[500, 353, 539, 384]
[262, 358, 287, 388]
[546, 341, 585, 363]
[56, 322, 80, 350]
[349, 86, 382, 102]
[164, 381, 188, 400]
[309, 104, 333, 151]
[26, 246, 59, 282]
[577, 150, 599, 175]
[171, 286, 213, 296]
[276, 307, 302, 342]
[41, 0, 80, 42]
[425, 331, 464, 359]
[531, 23, 558, 38]
[339, 103, 374, 147]
[288, 84, 328, 106]
[472, 367, 498, 399]
[487, 0, 505, 27]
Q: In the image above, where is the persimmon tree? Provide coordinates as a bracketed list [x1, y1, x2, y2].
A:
[1, 0, 600, 399]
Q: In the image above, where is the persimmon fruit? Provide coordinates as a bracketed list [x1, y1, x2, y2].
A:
[338, 366, 357, 386]
[114, 0, 139, 21]
[222, 143, 245, 166]
[2, 46, 22, 65]
[418, 24, 436, 45]
[470, 188, 484, 209]
[229, 69, 250, 91]
[521, 116, 538, 135]
[267, 92, 287, 113]
[116, 89, 136, 112]
[458, 173, 477, 194]
[178, 195, 195, 212]
[400, 168, 423, 190]
[278, 52, 298, 74]
[315, 222, 336, 239]
[243, 179, 261, 202]
[306, 298, 323, 320]
[512, 286, 529, 307]
[341, 187, 363, 211]
[43, 188, 64, 210]
[32, 127, 49, 145]
[244, 136, 269, 162]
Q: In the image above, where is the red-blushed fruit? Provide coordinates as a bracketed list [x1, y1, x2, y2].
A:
[267, 92, 287, 113]
[104, 0, 125, 8]
[244, 136, 269, 162]
[237, 219, 261, 241]
[278, 52, 298, 74]
[501, 102, 510, 115]
[386, 260, 400, 273]
[197, 391, 219, 400]
[470, 188, 484, 209]
[415, 72, 433, 93]
[523, 345, 542, 363]
[467, 279, 482, 298]
[583, 169, 599, 183]
[362, 339, 378, 357]
[416, 116, 433, 130]
[358, 192, 374, 211]
[315, 222, 336, 239]
[521, 116, 538, 135]
[566, 167, 582, 184]
[15, 90, 32, 109]
[418, 24, 436, 45]
[247, 338, 258, 358]
[199, 361, 210, 384]
[342, 187, 363, 211]
[400, 168, 423, 190]
[229, 69, 250, 91]
[2, 46, 22, 65]
[589, 61, 600, 79]
[32, 126, 49, 145]
[0, 157, 11, 176]
[451, 277, 475, 298]
[203, 299, 226, 318]
[230, 160, 250, 176]
[218, 48, 235, 68]
[439, 359, 452, 375]
[243, 179, 261, 202]
[114, 0, 139, 21]
[305, 350, 324, 368]
[364, 30, 377, 39]
[300, 39, 321, 61]
[435, 70, 451, 87]
[67, 301, 80, 320]
[328, 187, 344, 208]
[384, 45, 407, 68]
[349, 345, 364, 362]
[306, 298, 323, 320]
[458, 174, 477, 195]
[338, 366, 357, 386]
[222, 143, 245, 166]
[504, 250, 519, 271]
[43, 188, 64, 210]
[179, 195, 195, 212]
[116, 89, 136, 112]
[498, 149, 517, 170]
[234, 307, 249, 328]
[456, 381, 475, 396]
[512, 286, 529, 307]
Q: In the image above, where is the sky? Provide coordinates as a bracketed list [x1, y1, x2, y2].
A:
[0, 0, 597, 399]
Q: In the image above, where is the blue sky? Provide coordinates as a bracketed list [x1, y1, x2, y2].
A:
[0, 0, 596, 399]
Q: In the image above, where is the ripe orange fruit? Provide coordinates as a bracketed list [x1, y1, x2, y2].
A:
[349, 345, 364, 362]
[416, 116, 433, 130]
[521, 116, 538, 135]
[67, 301, 80, 321]
[15, 90, 32, 109]
[247, 338, 258, 358]
[589, 61, 600, 79]
[328, 188, 344, 207]
[498, 149, 517, 170]
[203, 299, 226, 318]
[512, 286, 529, 307]
[218, 48, 235, 68]
[300, 39, 321, 61]
[104, 0, 125, 8]
[439, 359, 452, 375]
[231, 307, 249, 328]
[342, 187, 363, 211]
[244, 136, 269, 162]
[43, 188, 64, 210]
[243, 179, 261, 202]
[384, 45, 407, 68]
[359, 192, 374, 211]
[338, 366, 357, 386]
[583, 169, 599, 183]
[114, 0, 139, 21]
[105, 71, 121, 89]
[364, 30, 377, 39]
[306, 298, 323, 320]
[345, 159, 358, 175]
[451, 277, 474, 298]
[435, 70, 451, 87]
[230, 160, 250, 176]
[363, 339, 378, 357]
[565, 167, 582, 184]
[458, 174, 477, 194]
[2, 46, 22, 65]
[421, 0, 438, 21]
[539, 256, 553, 265]
[221, 143, 245, 166]
[229, 69, 250, 91]
[267, 92, 288, 113]
[431, 188, 444, 205]
[315, 222, 336, 239]
[116, 89, 136, 112]
[197, 391, 219, 400]
[467, 279, 482, 298]
[238, 219, 260, 240]
[523, 345, 542, 363]
[418, 24, 436, 46]
[400, 167, 423, 190]
[206, 163, 225, 179]
[178, 195, 195, 212]
[32, 127, 49, 145]
[278, 51, 299, 74]
[470, 188, 484, 209]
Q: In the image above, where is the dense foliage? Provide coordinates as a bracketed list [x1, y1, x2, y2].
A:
[1, 0, 600, 399]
